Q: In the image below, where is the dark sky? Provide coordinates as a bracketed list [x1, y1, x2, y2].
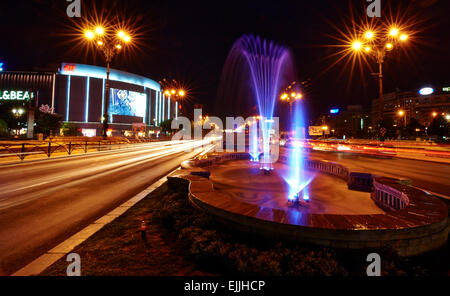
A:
[1, 0, 449, 119]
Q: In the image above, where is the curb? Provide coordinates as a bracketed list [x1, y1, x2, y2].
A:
[11, 168, 180, 276]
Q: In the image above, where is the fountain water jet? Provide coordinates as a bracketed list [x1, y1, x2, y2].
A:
[217, 35, 295, 170]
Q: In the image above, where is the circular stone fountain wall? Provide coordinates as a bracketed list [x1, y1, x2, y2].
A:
[169, 153, 449, 256]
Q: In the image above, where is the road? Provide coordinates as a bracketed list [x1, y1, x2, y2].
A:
[0, 140, 208, 275]
[302, 149, 450, 197]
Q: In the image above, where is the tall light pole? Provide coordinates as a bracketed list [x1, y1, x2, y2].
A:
[351, 26, 409, 139]
[84, 26, 132, 138]
[159, 78, 187, 120]
[12, 108, 24, 136]
[279, 81, 303, 120]
[398, 110, 407, 127]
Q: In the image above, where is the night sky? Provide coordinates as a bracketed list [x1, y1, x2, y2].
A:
[1, 0, 449, 120]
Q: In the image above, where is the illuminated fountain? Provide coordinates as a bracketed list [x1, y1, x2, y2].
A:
[217, 34, 296, 173]
[178, 34, 449, 252]
[284, 101, 314, 205]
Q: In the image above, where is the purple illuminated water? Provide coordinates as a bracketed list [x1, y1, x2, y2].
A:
[217, 34, 309, 202]
[217, 35, 296, 164]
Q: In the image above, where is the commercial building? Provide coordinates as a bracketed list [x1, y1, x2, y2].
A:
[0, 62, 178, 137]
[371, 86, 450, 127]
[317, 105, 371, 139]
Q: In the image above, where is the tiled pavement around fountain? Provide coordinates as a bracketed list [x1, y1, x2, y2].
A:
[169, 160, 448, 231]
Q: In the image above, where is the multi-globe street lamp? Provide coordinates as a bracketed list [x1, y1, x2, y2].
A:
[84, 25, 132, 138]
[279, 81, 303, 119]
[12, 108, 24, 118]
[11, 108, 24, 135]
[159, 78, 186, 120]
[351, 24, 409, 139]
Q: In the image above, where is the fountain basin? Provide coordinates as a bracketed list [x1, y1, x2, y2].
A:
[169, 153, 449, 256]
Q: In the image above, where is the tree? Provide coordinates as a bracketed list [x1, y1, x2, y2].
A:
[35, 105, 62, 137]
[0, 119, 8, 137]
[428, 116, 449, 140]
[405, 117, 422, 139]
[159, 119, 174, 134]
[61, 122, 81, 136]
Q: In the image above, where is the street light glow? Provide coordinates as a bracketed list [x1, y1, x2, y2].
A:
[178, 90, 185, 97]
[95, 26, 104, 36]
[398, 110, 404, 116]
[85, 30, 95, 40]
[364, 31, 374, 39]
[97, 40, 103, 46]
[115, 44, 122, 50]
[400, 34, 408, 41]
[118, 31, 126, 39]
[389, 28, 399, 37]
[386, 43, 393, 50]
[352, 40, 363, 51]
[364, 46, 371, 53]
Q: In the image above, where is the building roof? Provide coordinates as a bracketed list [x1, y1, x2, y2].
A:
[58, 62, 160, 91]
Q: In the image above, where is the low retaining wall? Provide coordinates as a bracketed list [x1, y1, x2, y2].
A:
[170, 152, 449, 256]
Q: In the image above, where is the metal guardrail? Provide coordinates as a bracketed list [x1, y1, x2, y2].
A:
[0, 139, 163, 161]
[373, 180, 409, 210]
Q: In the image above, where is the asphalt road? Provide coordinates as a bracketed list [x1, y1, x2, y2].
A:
[303, 149, 450, 197]
[0, 144, 448, 275]
[0, 140, 207, 275]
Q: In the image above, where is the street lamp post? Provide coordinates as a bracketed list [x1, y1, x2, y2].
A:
[159, 78, 186, 121]
[84, 26, 132, 138]
[280, 81, 303, 120]
[12, 108, 24, 136]
[398, 110, 407, 126]
[351, 26, 409, 140]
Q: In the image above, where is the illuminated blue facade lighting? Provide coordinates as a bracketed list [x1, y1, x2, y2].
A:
[0, 62, 3, 72]
[147, 90, 151, 125]
[175, 101, 178, 119]
[66, 75, 71, 121]
[155, 91, 159, 126]
[101, 79, 105, 118]
[143, 87, 147, 124]
[162, 94, 165, 122]
[168, 97, 170, 119]
[159, 92, 162, 123]
[85, 78, 90, 122]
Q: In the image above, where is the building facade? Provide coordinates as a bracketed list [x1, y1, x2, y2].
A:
[0, 63, 178, 137]
[371, 87, 450, 127]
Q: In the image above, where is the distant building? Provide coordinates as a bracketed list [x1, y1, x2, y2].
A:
[319, 105, 371, 139]
[0, 62, 176, 137]
[371, 87, 450, 127]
